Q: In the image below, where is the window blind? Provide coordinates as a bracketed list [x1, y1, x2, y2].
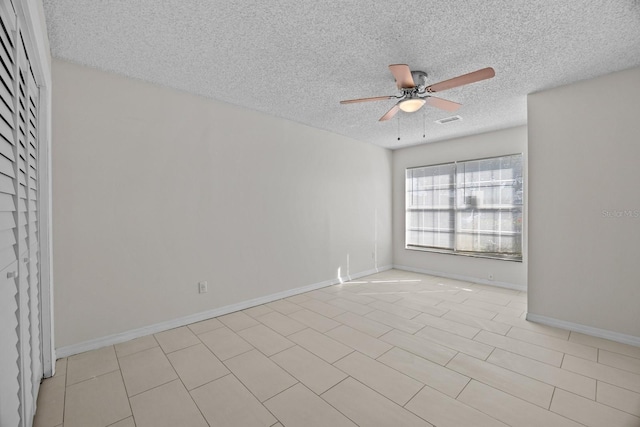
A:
[406, 154, 523, 261]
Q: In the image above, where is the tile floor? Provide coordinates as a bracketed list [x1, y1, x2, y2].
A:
[33, 269, 640, 427]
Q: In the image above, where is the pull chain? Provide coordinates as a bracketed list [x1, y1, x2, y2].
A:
[423, 111, 426, 138]
[397, 117, 401, 141]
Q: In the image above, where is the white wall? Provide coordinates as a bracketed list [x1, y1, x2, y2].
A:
[392, 126, 527, 289]
[52, 60, 392, 349]
[528, 67, 640, 340]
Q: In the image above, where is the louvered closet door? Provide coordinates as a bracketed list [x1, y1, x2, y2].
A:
[0, 3, 22, 426]
[0, 2, 43, 425]
[27, 68, 41, 417]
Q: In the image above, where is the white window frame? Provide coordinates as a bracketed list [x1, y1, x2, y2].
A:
[405, 153, 523, 262]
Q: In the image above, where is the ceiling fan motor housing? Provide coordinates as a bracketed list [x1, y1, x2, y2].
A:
[411, 70, 428, 91]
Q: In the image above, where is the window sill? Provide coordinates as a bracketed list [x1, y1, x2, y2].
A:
[405, 245, 523, 262]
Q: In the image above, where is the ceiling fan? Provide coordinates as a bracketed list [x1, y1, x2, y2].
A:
[340, 64, 495, 121]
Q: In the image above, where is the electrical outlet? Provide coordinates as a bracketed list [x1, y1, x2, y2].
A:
[198, 281, 208, 294]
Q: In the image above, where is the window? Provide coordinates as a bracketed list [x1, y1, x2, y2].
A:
[406, 154, 523, 261]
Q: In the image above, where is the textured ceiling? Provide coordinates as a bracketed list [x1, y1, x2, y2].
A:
[43, 0, 640, 149]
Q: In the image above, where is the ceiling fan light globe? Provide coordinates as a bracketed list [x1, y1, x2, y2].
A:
[398, 98, 426, 113]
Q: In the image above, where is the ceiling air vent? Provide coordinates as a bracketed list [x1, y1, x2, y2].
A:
[435, 115, 462, 125]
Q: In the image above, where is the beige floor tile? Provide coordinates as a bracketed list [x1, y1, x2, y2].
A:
[218, 311, 261, 331]
[458, 380, 583, 427]
[334, 351, 423, 405]
[333, 311, 392, 337]
[551, 388, 640, 427]
[507, 327, 598, 361]
[199, 326, 253, 360]
[447, 352, 554, 408]
[46, 271, 640, 427]
[380, 329, 457, 365]
[238, 324, 295, 356]
[33, 375, 65, 427]
[298, 299, 346, 318]
[377, 347, 469, 398]
[419, 284, 454, 294]
[437, 301, 498, 319]
[365, 310, 425, 334]
[130, 380, 207, 427]
[596, 381, 640, 417]
[167, 343, 229, 390]
[322, 377, 432, 427]
[64, 371, 131, 427]
[288, 328, 353, 363]
[119, 346, 178, 396]
[474, 330, 564, 366]
[306, 289, 336, 301]
[417, 326, 494, 360]
[433, 280, 471, 292]
[507, 300, 528, 310]
[285, 293, 311, 304]
[326, 325, 393, 358]
[598, 349, 640, 374]
[255, 311, 306, 336]
[405, 384, 508, 427]
[351, 284, 385, 294]
[568, 332, 640, 359]
[224, 349, 297, 401]
[270, 345, 347, 394]
[463, 299, 524, 317]
[187, 317, 224, 335]
[265, 383, 357, 427]
[266, 299, 303, 315]
[488, 348, 596, 398]
[493, 313, 570, 339]
[54, 357, 67, 378]
[408, 292, 446, 306]
[154, 326, 200, 354]
[467, 284, 521, 297]
[330, 290, 376, 305]
[464, 290, 513, 306]
[191, 374, 276, 427]
[108, 417, 135, 427]
[115, 335, 158, 358]
[326, 297, 374, 316]
[243, 304, 275, 318]
[369, 300, 421, 319]
[394, 298, 450, 317]
[326, 285, 366, 296]
[66, 346, 119, 386]
[415, 312, 481, 339]
[361, 291, 403, 303]
[288, 308, 341, 332]
[443, 310, 511, 335]
[562, 354, 640, 393]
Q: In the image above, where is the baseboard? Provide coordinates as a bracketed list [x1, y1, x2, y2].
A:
[56, 265, 392, 358]
[393, 264, 526, 292]
[526, 313, 640, 347]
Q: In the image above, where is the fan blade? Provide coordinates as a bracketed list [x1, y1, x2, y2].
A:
[379, 104, 400, 121]
[426, 67, 495, 93]
[340, 95, 394, 104]
[389, 64, 415, 89]
[426, 96, 462, 112]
